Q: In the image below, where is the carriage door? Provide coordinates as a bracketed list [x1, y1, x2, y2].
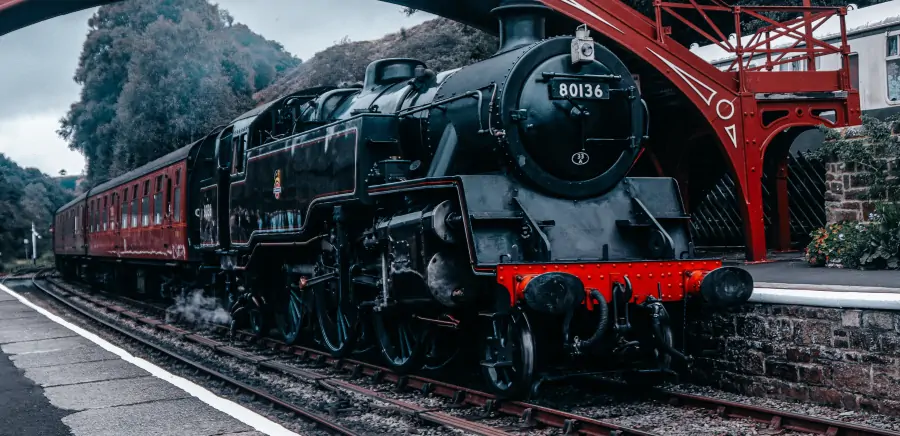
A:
[200, 128, 232, 248]
[229, 132, 249, 244]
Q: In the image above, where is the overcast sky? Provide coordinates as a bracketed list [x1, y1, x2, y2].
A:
[0, 0, 433, 176]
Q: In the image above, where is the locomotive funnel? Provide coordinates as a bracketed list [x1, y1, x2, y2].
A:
[491, 0, 549, 53]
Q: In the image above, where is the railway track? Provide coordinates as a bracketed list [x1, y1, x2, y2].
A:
[20, 272, 899, 436]
[28, 271, 652, 436]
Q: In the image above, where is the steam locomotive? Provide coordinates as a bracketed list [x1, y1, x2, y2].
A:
[54, 0, 753, 398]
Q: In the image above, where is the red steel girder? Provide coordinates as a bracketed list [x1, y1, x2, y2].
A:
[539, 0, 861, 261]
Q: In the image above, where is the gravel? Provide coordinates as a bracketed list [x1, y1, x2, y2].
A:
[668, 383, 900, 432]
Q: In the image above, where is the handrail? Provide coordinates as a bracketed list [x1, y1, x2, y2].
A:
[653, 0, 851, 91]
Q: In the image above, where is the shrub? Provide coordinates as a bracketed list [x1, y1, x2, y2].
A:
[805, 203, 900, 270]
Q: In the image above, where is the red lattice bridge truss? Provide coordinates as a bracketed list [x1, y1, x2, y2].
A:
[0, 0, 861, 262]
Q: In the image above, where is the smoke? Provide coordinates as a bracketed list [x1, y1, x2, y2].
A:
[166, 289, 231, 326]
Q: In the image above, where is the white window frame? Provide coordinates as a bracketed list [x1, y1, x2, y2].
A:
[886, 31, 900, 105]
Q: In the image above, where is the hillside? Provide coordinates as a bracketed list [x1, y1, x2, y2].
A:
[257, 0, 890, 104]
[0, 154, 74, 269]
[255, 18, 496, 103]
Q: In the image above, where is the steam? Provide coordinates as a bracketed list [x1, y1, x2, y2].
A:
[166, 289, 231, 326]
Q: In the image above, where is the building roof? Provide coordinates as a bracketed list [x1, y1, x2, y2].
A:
[56, 142, 196, 214]
[691, 0, 900, 65]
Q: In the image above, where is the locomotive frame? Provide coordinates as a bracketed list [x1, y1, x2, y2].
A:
[54, 0, 754, 399]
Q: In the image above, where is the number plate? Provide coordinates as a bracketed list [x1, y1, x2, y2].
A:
[549, 79, 610, 100]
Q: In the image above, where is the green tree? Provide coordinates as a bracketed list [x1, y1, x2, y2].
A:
[58, 0, 299, 185]
[0, 154, 73, 267]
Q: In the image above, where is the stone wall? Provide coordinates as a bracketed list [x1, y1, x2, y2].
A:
[688, 303, 900, 415]
[825, 161, 880, 224]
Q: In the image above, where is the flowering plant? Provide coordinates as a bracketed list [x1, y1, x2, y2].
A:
[805, 203, 900, 270]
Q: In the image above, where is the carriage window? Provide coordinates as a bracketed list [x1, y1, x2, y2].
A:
[888, 35, 900, 102]
[232, 134, 246, 174]
[153, 176, 162, 225]
[111, 193, 117, 231]
[142, 195, 150, 227]
[131, 184, 138, 228]
[131, 199, 138, 228]
[165, 177, 173, 222]
[173, 187, 181, 223]
[102, 196, 108, 231]
[175, 169, 181, 186]
[122, 188, 129, 229]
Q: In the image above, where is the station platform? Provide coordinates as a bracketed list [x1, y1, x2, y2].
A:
[0, 282, 295, 436]
[709, 250, 900, 290]
[743, 260, 900, 289]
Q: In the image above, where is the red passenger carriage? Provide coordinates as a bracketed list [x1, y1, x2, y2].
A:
[54, 134, 219, 295]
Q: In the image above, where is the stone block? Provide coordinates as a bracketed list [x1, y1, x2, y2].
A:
[767, 318, 793, 341]
[843, 174, 851, 187]
[818, 347, 845, 361]
[842, 310, 862, 328]
[845, 188, 870, 200]
[841, 201, 862, 210]
[793, 320, 834, 346]
[809, 387, 844, 407]
[736, 315, 767, 339]
[831, 182, 844, 194]
[736, 351, 765, 375]
[862, 311, 895, 330]
[877, 400, 900, 416]
[860, 353, 894, 365]
[799, 364, 829, 386]
[848, 329, 880, 352]
[850, 173, 873, 188]
[799, 307, 842, 321]
[880, 334, 900, 354]
[828, 209, 860, 223]
[843, 393, 861, 410]
[785, 347, 818, 363]
[771, 305, 800, 317]
[873, 366, 900, 399]
[781, 383, 810, 401]
[766, 360, 799, 382]
[832, 362, 871, 394]
[744, 380, 768, 397]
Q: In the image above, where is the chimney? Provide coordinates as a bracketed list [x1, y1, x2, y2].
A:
[491, 0, 549, 53]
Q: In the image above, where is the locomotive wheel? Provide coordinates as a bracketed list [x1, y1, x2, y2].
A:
[372, 309, 427, 373]
[481, 309, 536, 399]
[276, 289, 305, 345]
[315, 281, 359, 357]
[248, 306, 265, 337]
[423, 323, 462, 372]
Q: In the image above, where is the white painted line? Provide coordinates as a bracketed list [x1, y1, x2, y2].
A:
[755, 282, 900, 294]
[0, 282, 299, 436]
[750, 286, 900, 310]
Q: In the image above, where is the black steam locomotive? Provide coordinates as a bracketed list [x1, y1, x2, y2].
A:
[56, 0, 753, 398]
